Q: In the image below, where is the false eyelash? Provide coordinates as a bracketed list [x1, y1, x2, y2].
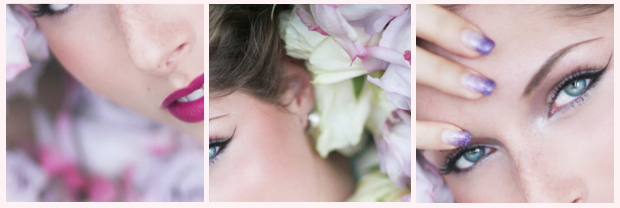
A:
[439, 145, 496, 175]
[31, 4, 72, 17]
[546, 54, 613, 117]
[439, 145, 477, 175]
[209, 127, 236, 167]
[209, 138, 231, 167]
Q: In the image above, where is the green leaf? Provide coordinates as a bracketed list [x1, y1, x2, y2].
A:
[352, 75, 365, 99]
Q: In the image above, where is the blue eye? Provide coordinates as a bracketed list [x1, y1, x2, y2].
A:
[209, 146, 218, 160]
[563, 79, 587, 96]
[455, 147, 488, 169]
[209, 140, 230, 165]
[440, 146, 495, 175]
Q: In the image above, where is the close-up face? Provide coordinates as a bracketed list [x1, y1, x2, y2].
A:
[417, 5, 613, 202]
[25, 4, 204, 141]
[209, 90, 325, 201]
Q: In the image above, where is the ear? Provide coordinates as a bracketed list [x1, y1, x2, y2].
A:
[281, 59, 314, 128]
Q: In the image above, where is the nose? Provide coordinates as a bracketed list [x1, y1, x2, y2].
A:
[504, 134, 588, 202]
[115, 5, 195, 75]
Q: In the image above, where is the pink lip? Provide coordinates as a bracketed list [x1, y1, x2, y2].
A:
[161, 74, 204, 122]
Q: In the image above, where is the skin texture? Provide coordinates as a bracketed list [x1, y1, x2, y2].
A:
[29, 5, 204, 141]
[417, 5, 613, 202]
[209, 61, 355, 201]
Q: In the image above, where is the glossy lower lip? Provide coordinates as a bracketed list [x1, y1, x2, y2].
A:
[161, 74, 204, 122]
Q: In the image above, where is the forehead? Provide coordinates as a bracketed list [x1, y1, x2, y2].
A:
[416, 5, 612, 122]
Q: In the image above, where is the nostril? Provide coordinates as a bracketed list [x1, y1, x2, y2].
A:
[166, 43, 186, 67]
[572, 198, 579, 203]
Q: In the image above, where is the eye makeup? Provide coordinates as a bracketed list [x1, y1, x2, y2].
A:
[439, 144, 497, 175]
[209, 127, 236, 167]
[31, 4, 74, 17]
[546, 53, 612, 117]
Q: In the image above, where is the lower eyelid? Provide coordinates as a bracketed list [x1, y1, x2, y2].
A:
[549, 77, 601, 117]
[451, 146, 498, 175]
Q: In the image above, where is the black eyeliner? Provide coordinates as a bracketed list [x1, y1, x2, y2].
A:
[440, 145, 479, 175]
[546, 53, 613, 117]
[31, 4, 73, 18]
[209, 127, 236, 166]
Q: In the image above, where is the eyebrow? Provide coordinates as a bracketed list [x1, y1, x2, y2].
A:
[522, 37, 603, 96]
[209, 114, 229, 121]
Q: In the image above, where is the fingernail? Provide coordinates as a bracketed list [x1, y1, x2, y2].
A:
[461, 73, 496, 95]
[442, 130, 471, 147]
[462, 29, 495, 55]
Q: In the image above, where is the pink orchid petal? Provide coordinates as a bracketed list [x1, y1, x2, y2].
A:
[404, 50, 411, 65]
[337, 4, 409, 35]
[6, 5, 30, 81]
[374, 109, 411, 189]
[366, 46, 410, 68]
[6, 150, 48, 202]
[367, 64, 411, 110]
[296, 5, 328, 36]
[378, 7, 411, 54]
[310, 5, 370, 61]
[89, 176, 118, 202]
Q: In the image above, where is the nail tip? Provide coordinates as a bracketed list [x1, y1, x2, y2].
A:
[476, 37, 495, 55]
[481, 80, 496, 95]
[457, 131, 471, 147]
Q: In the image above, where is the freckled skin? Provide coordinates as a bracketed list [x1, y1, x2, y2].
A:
[418, 5, 613, 202]
[33, 5, 204, 141]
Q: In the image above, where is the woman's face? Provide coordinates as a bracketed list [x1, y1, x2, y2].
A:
[29, 5, 204, 140]
[418, 5, 613, 202]
[209, 91, 326, 201]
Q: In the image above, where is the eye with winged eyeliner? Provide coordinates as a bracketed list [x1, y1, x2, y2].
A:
[209, 127, 236, 167]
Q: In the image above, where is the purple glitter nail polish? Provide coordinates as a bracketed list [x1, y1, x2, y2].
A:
[462, 30, 495, 55]
[462, 73, 496, 96]
[443, 131, 471, 147]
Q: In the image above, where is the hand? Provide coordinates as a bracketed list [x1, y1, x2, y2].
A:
[416, 4, 496, 150]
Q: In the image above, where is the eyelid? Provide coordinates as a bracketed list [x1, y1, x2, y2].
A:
[546, 54, 612, 117]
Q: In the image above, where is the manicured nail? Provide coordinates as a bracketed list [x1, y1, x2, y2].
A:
[442, 130, 471, 147]
[461, 73, 496, 95]
[462, 29, 495, 55]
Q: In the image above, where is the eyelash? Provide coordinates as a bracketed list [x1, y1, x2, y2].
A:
[440, 145, 496, 175]
[547, 54, 612, 117]
[31, 4, 73, 17]
[209, 128, 236, 167]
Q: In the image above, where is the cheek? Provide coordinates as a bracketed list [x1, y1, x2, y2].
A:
[209, 107, 319, 201]
[548, 72, 614, 201]
[38, 10, 163, 119]
[444, 152, 525, 202]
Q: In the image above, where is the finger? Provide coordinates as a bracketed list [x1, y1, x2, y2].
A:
[416, 4, 495, 57]
[416, 120, 471, 150]
[416, 47, 496, 99]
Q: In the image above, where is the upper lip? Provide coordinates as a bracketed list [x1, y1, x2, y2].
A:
[161, 74, 204, 107]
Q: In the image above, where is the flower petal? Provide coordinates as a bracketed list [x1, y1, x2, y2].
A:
[313, 80, 372, 157]
[374, 109, 411, 189]
[337, 4, 409, 35]
[308, 38, 368, 84]
[296, 5, 328, 36]
[310, 5, 371, 61]
[367, 64, 411, 110]
[281, 9, 329, 60]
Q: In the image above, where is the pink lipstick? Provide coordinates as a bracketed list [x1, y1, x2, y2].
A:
[161, 74, 204, 122]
